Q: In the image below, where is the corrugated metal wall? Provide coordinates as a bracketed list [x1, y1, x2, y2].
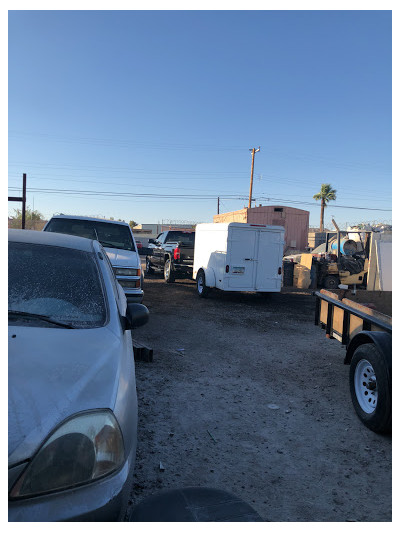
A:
[214, 206, 309, 252]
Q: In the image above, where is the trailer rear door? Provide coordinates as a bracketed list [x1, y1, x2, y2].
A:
[255, 229, 284, 290]
[226, 226, 257, 289]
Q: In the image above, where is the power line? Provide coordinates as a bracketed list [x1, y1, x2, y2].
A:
[8, 186, 392, 211]
[9, 131, 391, 172]
[7, 174, 392, 204]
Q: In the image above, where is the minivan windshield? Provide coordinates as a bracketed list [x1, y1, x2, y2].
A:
[45, 218, 136, 252]
[8, 242, 106, 328]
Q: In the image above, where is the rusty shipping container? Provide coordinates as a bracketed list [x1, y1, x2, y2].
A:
[213, 205, 309, 253]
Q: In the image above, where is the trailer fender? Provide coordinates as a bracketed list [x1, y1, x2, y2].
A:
[345, 331, 392, 379]
[200, 267, 216, 288]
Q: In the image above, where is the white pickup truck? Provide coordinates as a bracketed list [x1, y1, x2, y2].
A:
[43, 215, 144, 303]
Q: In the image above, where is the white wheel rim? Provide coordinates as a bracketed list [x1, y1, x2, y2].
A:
[198, 276, 204, 293]
[354, 358, 378, 414]
[165, 263, 170, 279]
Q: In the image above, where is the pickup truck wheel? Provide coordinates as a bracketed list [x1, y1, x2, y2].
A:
[196, 270, 209, 298]
[145, 257, 154, 275]
[349, 343, 391, 434]
[164, 259, 175, 283]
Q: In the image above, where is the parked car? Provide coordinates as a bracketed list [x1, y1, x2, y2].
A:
[145, 230, 195, 283]
[43, 215, 143, 303]
[8, 229, 149, 521]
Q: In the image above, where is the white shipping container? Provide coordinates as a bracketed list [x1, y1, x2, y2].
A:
[193, 223, 285, 297]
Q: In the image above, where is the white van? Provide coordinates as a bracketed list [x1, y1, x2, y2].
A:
[193, 223, 285, 297]
[44, 215, 143, 303]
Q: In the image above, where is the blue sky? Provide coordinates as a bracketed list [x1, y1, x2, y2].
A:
[8, 9, 392, 229]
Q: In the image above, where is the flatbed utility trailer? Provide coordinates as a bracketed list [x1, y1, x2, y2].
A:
[314, 289, 392, 433]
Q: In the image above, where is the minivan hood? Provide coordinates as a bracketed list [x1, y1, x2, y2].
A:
[104, 247, 140, 268]
[8, 325, 121, 466]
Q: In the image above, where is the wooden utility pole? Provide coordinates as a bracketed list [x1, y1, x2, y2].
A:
[248, 147, 260, 209]
[217, 196, 220, 214]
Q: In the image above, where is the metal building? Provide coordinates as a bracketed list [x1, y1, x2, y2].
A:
[213, 205, 310, 253]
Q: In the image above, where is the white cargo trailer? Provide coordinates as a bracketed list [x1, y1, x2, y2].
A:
[193, 223, 285, 297]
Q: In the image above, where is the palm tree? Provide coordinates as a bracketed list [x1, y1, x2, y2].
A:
[313, 184, 337, 232]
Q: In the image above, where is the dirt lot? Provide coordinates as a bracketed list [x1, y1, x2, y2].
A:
[126, 272, 392, 522]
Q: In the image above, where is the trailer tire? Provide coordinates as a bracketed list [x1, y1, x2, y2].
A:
[349, 343, 391, 434]
[324, 275, 340, 290]
[196, 270, 209, 298]
[164, 259, 175, 283]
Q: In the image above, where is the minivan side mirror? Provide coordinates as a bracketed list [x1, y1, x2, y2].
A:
[123, 303, 149, 330]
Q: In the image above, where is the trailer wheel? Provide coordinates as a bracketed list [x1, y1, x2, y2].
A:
[196, 270, 209, 298]
[145, 257, 154, 275]
[324, 275, 339, 289]
[164, 259, 175, 283]
[349, 343, 391, 433]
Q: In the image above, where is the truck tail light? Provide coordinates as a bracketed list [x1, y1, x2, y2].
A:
[174, 247, 180, 260]
[226, 265, 229, 273]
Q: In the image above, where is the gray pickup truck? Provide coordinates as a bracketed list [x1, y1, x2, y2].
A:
[145, 230, 195, 283]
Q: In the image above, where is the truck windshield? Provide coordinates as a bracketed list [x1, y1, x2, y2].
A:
[8, 242, 106, 328]
[166, 231, 195, 244]
[45, 219, 136, 252]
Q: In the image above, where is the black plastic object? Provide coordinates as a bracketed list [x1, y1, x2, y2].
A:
[129, 487, 263, 522]
[282, 260, 294, 286]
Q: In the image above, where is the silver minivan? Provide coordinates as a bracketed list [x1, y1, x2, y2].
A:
[8, 229, 149, 521]
[44, 215, 143, 303]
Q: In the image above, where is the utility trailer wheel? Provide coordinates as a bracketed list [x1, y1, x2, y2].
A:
[164, 259, 175, 283]
[145, 257, 154, 275]
[349, 343, 391, 434]
[196, 270, 209, 298]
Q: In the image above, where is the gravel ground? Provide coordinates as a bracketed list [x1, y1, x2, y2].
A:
[126, 272, 392, 522]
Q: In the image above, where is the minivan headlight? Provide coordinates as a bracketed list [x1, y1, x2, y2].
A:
[9, 410, 124, 499]
[114, 268, 140, 276]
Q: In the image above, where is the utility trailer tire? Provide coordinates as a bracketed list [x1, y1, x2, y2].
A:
[145, 257, 154, 275]
[349, 343, 391, 434]
[196, 270, 209, 298]
[164, 259, 175, 283]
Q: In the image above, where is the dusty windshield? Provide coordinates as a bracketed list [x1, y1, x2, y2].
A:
[166, 231, 195, 244]
[8, 242, 106, 328]
[45, 219, 136, 252]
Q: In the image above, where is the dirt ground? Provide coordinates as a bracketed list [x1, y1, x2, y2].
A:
[126, 270, 392, 522]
